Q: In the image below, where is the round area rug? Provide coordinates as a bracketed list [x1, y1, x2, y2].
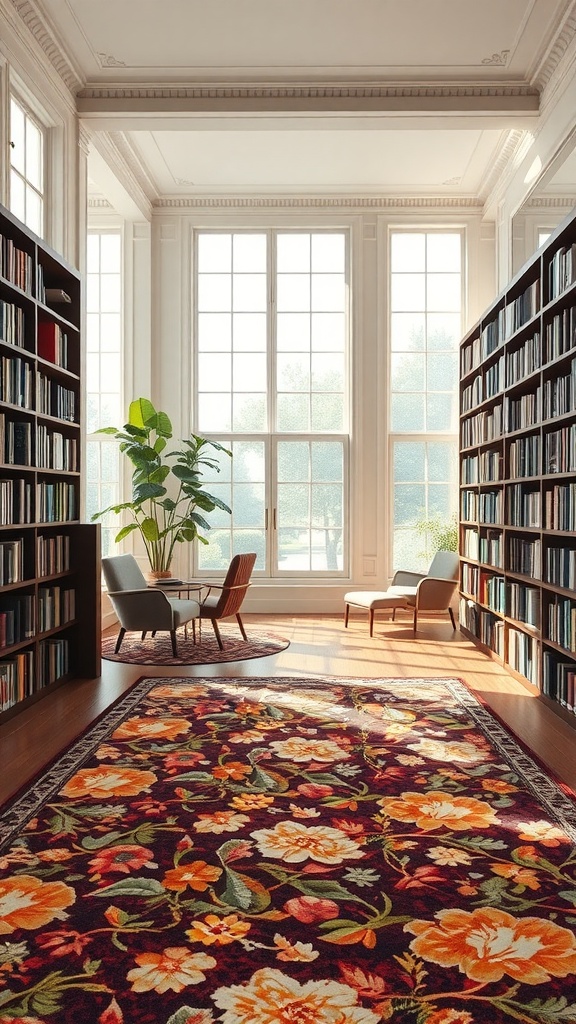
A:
[102, 625, 290, 665]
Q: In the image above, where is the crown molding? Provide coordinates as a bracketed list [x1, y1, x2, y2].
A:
[76, 82, 539, 116]
[152, 195, 484, 210]
[9, 0, 83, 93]
[524, 195, 576, 207]
[87, 198, 113, 208]
[477, 129, 527, 202]
[531, 2, 576, 91]
[88, 130, 154, 220]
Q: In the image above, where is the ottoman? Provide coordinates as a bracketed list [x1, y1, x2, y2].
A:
[344, 590, 409, 637]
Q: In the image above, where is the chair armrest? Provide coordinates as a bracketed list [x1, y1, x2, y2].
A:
[107, 588, 174, 631]
[391, 570, 425, 587]
[415, 576, 457, 611]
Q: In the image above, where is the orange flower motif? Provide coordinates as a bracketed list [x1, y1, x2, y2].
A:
[323, 927, 377, 948]
[0, 875, 75, 934]
[269, 738, 349, 763]
[88, 844, 157, 877]
[406, 907, 576, 984]
[490, 863, 540, 890]
[112, 716, 191, 741]
[230, 794, 274, 811]
[186, 913, 251, 945]
[406, 738, 490, 764]
[148, 683, 208, 700]
[127, 947, 216, 993]
[163, 861, 222, 893]
[193, 811, 250, 834]
[425, 1012, 474, 1024]
[379, 791, 499, 832]
[283, 896, 339, 923]
[36, 848, 74, 863]
[273, 934, 319, 962]
[60, 766, 157, 799]
[212, 762, 252, 781]
[480, 778, 518, 794]
[212, 968, 381, 1024]
[516, 820, 569, 846]
[251, 821, 364, 864]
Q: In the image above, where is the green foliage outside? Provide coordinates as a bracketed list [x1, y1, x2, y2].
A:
[415, 512, 459, 555]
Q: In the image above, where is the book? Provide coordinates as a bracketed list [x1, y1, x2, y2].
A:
[44, 288, 71, 304]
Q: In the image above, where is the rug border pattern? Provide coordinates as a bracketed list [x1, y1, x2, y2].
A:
[2, 675, 576, 849]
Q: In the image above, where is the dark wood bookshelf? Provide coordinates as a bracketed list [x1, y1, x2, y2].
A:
[459, 205, 576, 723]
[0, 202, 100, 721]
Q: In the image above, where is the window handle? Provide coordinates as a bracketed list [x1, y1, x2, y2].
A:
[273, 508, 277, 529]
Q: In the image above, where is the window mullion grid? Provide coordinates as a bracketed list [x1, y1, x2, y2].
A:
[268, 230, 278, 577]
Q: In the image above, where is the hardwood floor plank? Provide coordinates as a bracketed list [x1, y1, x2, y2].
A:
[1, 614, 575, 805]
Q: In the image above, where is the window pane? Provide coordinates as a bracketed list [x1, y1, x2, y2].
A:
[311, 393, 344, 431]
[100, 313, 121, 352]
[394, 442, 425, 482]
[427, 312, 461, 350]
[312, 234, 345, 273]
[10, 100, 25, 174]
[391, 274, 425, 311]
[391, 353, 425, 392]
[392, 233, 425, 272]
[277, 313, 311, 351]
[199, 353, 232, 391]
[427, 273, 461, 312]
[311, 274, 346, 312]
[198, 313, 231, 352]
[232, 274, 267, 312]
[277, 393, 309, 431]
[25, 186, 42, 236]
[233, 234, 266, 272]
[391, 313, 425, 352]
[100, 275, 121, 313]
[198, 393, 231, 432]
[234, 353, 267, 391]
[233, 394, 266, 431]
[278, 354, 310, 391]
[391, 393, 425, 431]
[25, 119, 42, 190]
[100, 234, 121, 273]
[427, 353, 458, 392]
[427, 233, 461, 272]
[277, 275, 310, 312]
[198, 274, 231, 311]
[233, 313, 266, 351]
[10, 172, 25, 222]
[312, 353, 344, 392]
[198, 234, 231, 272]
[87, 235, 100, 273]
[312, 313, 345, 351]
[277, 234, 310, 272]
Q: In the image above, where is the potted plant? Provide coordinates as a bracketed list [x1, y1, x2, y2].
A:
[92, 398, 232, 577]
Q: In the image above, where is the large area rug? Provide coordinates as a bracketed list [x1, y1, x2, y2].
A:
[101, 627, 290, 665]
[1, 676, 576, 1024]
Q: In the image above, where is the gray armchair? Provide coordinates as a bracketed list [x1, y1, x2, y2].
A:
[388, 549, 459, 631]
[102, 554, 200, 656]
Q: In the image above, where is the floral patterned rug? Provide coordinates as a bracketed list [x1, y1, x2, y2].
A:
[1, 675, 576, 1024]
[101, 628, 290, 665]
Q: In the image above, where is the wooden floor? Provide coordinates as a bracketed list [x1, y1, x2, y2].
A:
[1, 612, 576, 805]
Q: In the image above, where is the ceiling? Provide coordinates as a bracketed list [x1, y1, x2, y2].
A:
[24, 0, 576, 204]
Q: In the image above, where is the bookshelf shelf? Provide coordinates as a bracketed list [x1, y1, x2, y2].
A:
[460, 205, 576, 720]
[0, 202, 100, 720]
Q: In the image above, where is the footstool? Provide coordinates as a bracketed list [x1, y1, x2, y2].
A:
[344, 591, 409, 637]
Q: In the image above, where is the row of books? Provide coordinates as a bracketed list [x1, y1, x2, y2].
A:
[36, 425, 78, 472]
[0, 538, 24, 585]
[461, 356, 506, 413]
[480, 530, 503, 568]
[38, 321, 69, 369]
[503, 279, 540, 339]
[547, 597, 576, 653]
[0, 416, 32, 466]
[461, 403, 503, 447]
[543, 358, 576, 422]
[461, 562, 478, 596]
[461, 454, 479, 484]
[509, 433, 540, 478]
[544, 423, 576, 474]
[508, 582, 539, 627]
[542, 650, 576, 713]
[479, 489, 503, 525]
[507, 483, 541, 528]
[460, 489, 478, 522]
[37, 586, 75, 632]
[36, 373, 77, 422]
[0, 479, 32, 525]
[479, 572, 506, 614]
[0, 650, 34, 711]
[36, 481, 77, 523]
[0, 299, 25, 348]
[545, 546, 576, 590]
[506, 332, 540, 385]
[0, 234, 33, 294]
[42, 637, 69, 686]
[548, 243, 576, 301]
[508, 535, 541, 577]
[544, 482, 576, 531]
[0, 354, 33, 409]
[508, 627, 537, 685]
[506, 388, 541, 432]
[544, 305, 576, 363]
[0, 594, 34, 647]
[37, 533, 70, 576]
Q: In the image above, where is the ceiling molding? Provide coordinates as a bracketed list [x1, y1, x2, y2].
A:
[525, 195, 576, 206]
[152, 195, 484, 210]
[9, 0, 83, 93]
[531, 1, 576, 90]
[88, 198, 113, 208]
[88, 131, 154, 219]
[106, 132, 158, 202]
[76, 82, 537, 117]
[477, 129, 527, 201]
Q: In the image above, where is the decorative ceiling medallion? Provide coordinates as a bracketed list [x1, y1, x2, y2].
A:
[174, 178, 197, 186]
[97, 53, 127, 69]
[443, 176, 462, 186]
[482, 50, 510, 66]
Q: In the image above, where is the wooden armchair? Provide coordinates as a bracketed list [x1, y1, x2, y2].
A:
[198, 552, 257, 649]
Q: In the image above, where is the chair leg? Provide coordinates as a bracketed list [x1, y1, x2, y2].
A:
[344, 604, 350, 628]
[211, 619, 224, 650]
[141, 631, 147, 640]
[170, 630, 178, 657]
[115, 628, 126, 654]
[449, 607, 456, 630]
[413, 609, 418, 632]
[392, 608, 396, 621]
[236, 613, 248, 642]
[369, 609, 374, 638]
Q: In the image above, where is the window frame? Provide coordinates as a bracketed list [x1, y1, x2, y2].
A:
[9, 93, 45, 238]
[192, 227, 351, 580]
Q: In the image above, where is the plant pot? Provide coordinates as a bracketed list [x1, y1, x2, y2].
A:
[148, 569, 173, 581]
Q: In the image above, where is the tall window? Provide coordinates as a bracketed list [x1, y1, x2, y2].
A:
[194, 231, 348, 576]
[389, 231, 462, 572]
[9, 97, 44, 237]
[85, 232, 123, 558]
